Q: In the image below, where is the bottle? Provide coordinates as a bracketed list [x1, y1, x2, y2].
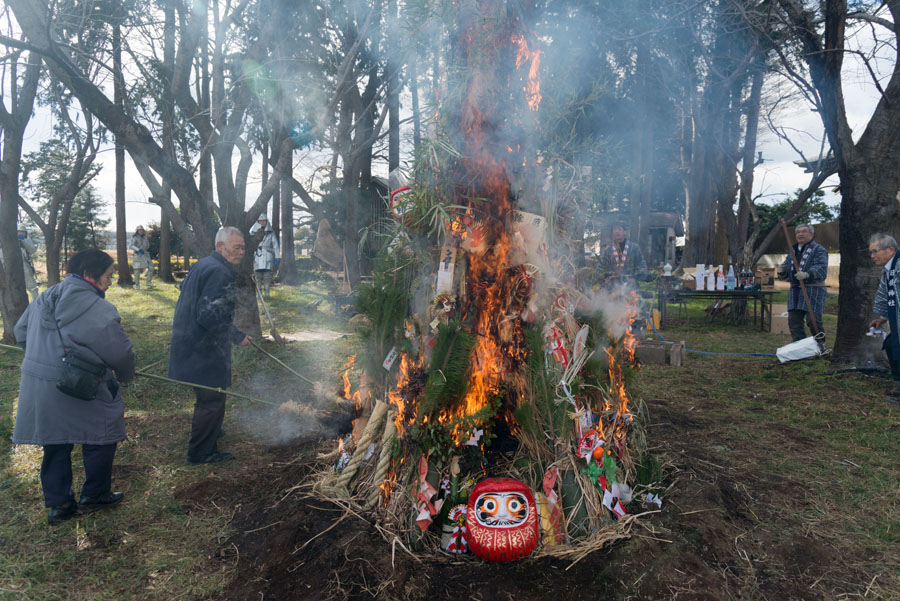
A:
[716, 265, 725, 291]
[696, 264, 705, 290]
[707, 267, 716, 292]
[726, 265, 735, 290]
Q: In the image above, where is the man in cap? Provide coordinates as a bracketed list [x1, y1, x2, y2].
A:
[128, 225, 155, 289]
[249, 213, 280, 298]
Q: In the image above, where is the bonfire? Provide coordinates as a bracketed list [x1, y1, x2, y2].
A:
[317, 0, 654, 561]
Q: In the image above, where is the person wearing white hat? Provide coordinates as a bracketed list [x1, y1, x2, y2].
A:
[128, 225, 154, 289]
[249, 213, 280, 298]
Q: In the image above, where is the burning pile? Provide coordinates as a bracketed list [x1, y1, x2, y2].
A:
[317, 1, 654, 561]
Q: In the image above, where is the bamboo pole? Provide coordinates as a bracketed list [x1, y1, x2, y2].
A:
[134, 371, 282, 407]
[0, 345, 282, 408]
[249, 339, 316, 385]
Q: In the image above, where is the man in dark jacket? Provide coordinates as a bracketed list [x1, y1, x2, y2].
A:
[169, 226, 250, 465]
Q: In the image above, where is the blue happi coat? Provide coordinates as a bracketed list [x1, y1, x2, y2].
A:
[780, 240, 828, 314]
[873, 251, 900, 356]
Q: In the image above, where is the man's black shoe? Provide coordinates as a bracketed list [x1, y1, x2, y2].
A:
[77, 492, 124, 514]
[48, 502, 77, 525]
[185, 452, 233, 466]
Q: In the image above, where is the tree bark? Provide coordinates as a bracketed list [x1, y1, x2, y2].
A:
[113, 22, 132, 286]
[158, 0, 176, 283]
[387, 0, 400, 172]
[0, 49, 41, 340]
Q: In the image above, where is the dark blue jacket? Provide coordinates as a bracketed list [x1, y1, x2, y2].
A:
[168, 252, 245, 388]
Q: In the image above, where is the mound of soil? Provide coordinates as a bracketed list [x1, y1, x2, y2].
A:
[170, 391, 862, 601]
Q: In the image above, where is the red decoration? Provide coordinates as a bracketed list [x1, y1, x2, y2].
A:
[465, 477, 540, 562]
[390, 185, 414, 225]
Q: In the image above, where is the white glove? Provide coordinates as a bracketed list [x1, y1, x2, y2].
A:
[795, 271, 809, 281]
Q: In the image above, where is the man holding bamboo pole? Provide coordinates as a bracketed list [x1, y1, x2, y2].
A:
[777, 224, 829, 343]
[168, 227, 250, 465]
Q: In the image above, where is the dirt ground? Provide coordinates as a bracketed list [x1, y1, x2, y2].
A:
[168, 356, 895, 601]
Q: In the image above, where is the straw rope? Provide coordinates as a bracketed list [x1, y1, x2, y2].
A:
[330, 400, 390, 496]
[364, 410, 398, 509]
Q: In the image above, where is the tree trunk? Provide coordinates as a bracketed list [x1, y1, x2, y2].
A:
[158, 0, 175, 283]
[0, 49, 40, 339]
[272, 176, 281, 237]
[280, 169, 299, 285]
[113, 23, 132, 286]
[738, 66, 765, 269]
[0, 130, 29, 341]
[387, 0, 400, 172]
[410, 56, 421, 148]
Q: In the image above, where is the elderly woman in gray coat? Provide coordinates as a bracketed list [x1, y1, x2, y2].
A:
[13, 249, 135, 525]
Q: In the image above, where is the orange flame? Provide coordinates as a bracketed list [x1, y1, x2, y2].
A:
[602, 291, 640, 447]
[390, 354, 419, 436]
[341, 355, 357, 399]
[512, 34, 542, 111]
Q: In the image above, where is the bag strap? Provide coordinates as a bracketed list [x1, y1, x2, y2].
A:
[50, 297, 70, 356]
[49, 288, 105, 371]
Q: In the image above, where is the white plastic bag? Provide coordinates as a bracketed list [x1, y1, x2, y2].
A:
[776, 335, 822, 363]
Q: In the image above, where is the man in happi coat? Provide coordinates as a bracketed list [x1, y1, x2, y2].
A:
[777, 224, 828, 343]
[598, 223, 647, 282]
[868, 233, 900, 403]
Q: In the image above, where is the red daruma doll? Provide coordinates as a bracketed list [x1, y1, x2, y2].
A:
[465, 477, 540, 562]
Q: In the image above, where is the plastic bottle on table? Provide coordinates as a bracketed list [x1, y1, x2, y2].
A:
[726, 265, 736, 290]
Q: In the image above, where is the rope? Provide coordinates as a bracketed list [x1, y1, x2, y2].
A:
[365, 410, 398, 509]
[331, 400, 390, 496]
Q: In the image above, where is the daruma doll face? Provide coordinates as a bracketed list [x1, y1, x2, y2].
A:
[474, 492, 529, 527]
[465, 477, 540, 562]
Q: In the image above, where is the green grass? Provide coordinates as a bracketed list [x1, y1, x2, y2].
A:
[2, 277, 898, 599]
[0, 276, 353, 601]
[641, 309, 900, 598]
